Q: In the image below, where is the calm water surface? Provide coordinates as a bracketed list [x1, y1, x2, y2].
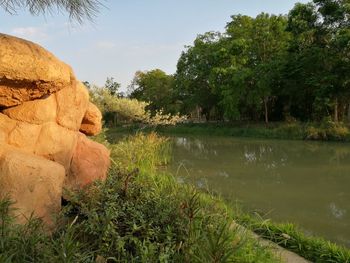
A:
[167, 136, 350, 247]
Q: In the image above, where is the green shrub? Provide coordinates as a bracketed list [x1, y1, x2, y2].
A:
[305, 118, 350, 141]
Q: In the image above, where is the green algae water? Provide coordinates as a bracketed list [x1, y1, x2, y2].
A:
[167, 136, 350, 247]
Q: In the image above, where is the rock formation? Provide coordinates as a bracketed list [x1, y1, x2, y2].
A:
[0, 33, 110, 226]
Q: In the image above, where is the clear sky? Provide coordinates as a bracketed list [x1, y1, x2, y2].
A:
[1, 0, 308, 90]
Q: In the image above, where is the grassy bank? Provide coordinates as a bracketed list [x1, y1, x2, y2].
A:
[237, 214, 350, 263]
[109, 119, 350, 142]
[0, 133, 280, 263]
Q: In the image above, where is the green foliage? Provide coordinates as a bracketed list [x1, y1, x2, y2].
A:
[170, 0, 350, 123]
[175, 32, 223, 120]
[238, 214, 350, 263]
[104, 77, 121, 97]
[129, 70, 180, 115]
[305, 118, 350, 141]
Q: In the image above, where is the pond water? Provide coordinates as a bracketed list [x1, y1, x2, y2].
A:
[167, 136, 350, 247]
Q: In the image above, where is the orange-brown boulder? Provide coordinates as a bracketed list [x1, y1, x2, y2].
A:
[8, 121, 41, 154]
[0, 33, 74, 108]
[35, 122, 78, 170]
[65, 134, 110, 190]
[56, 81, 89, 131]
[80, 102, 103, 136]
[0, 147, 65, 226]
[3, 95, 57, 124]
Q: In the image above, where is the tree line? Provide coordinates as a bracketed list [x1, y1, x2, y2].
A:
[129, 0, 350, 124]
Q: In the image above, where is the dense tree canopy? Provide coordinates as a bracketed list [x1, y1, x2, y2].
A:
[143, 0, 350, 124]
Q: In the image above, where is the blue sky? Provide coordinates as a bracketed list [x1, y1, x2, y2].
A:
[1, 0, 308, 90]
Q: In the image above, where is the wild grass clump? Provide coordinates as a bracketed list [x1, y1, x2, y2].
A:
[0, 132, 280, 263]
[305, 118, 350, 141]
[110, 132, 172, 173]
[0, 198, 93, 262]
[237, 214, 350, 263]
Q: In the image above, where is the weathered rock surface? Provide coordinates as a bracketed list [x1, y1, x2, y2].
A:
[3, 94, 57, 124]
[35, 122, 78, 170]
[0, 33, 109, 226]
[80, 102, 103, 136]
[8, 121, 41, 153]
[56, 81, 89, 131]
[66, 134, 110, 190]
[0, 113, 16, 141]
[0, 146, 65, 226]
[0, 33, 74, 108]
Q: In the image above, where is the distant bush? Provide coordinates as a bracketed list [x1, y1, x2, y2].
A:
[305, 118, 350, 141]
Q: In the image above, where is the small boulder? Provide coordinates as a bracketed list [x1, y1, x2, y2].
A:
[80, 102, 102, 136]
[65, 134, 110, 190]
[0, 147, 65, 226]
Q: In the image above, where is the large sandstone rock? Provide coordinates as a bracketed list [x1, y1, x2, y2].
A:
[80, 102, 103, 136]
[35, 122, 78, 170]
[0, 147, 65, 226]
[3, 95, 57, 124]
[66, 134, 110, 190]
[0, 33, 73, 107]
[0, 33, 110, 227]
[56, 81, 89, 131]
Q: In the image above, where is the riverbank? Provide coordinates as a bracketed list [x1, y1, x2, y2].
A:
[2, 132, 349, 262]
[0, 133, 279, 262]
[109, 120, 350, 142]
[237, 213, 350, 263]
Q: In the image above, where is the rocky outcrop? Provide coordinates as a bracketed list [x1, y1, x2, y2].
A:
[0, 33, 110, 226]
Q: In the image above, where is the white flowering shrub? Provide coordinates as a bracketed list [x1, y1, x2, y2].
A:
[89, 86, 186, 126]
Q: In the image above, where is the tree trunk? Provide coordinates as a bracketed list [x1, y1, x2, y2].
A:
[334, 98, 339, 123]
[264, 97, 269, 125]
[347, 103, 350, 123]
